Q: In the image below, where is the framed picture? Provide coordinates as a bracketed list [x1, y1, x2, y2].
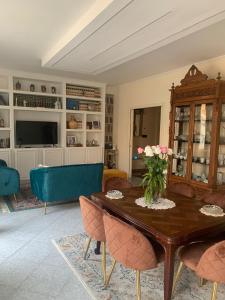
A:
[67, 135, 77, 146]
[93, 120, 100, 129]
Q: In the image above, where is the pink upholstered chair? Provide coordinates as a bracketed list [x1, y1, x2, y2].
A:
[173, 240, 225, 299]
[103, 212, 160, 300]
[103, 176, 133, 192]
[168, 182, 195, 198]
[203, 192, 225, 209]
[79, 196, 106, 284]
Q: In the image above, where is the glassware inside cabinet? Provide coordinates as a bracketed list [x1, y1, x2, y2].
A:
[191, 103, 213, 184]
[172, 106, 190, 177]
[217, 103, 225, 184]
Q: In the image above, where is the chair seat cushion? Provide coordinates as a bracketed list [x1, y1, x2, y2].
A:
[179, 242, 214, 271]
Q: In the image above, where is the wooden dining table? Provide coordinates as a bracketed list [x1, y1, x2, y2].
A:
[91, 186, 225, 300]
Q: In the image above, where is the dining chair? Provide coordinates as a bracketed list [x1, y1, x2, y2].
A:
[103, 176, 133, 192]
[168, 182, 195, 198]
[79, 196, 106, 284]
[172, 240, 225, 300]
[202, 191, 225, 209]
[103, 211, 160, 300]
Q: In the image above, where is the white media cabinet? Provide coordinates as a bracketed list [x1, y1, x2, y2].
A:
[0, 70, 105, 180]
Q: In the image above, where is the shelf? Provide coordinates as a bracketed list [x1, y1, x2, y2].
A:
[86, 129, 102, 132]
[174, 139, 188, 142]
[66, 109, 102, 114]
[193, 140, 211, 144]
[0, 89, 9, 93]
[13, 106, 63, 113]
[0, 105, 10, 110]
[65, 95, 103, 101]
[66, 110, 84, 114]
[13, 90, 63, 97]
[66, 129, 84, 132]
[194, 119, 212, 122]
[0, 127, 10, 131]
[192, 161, 209, 166]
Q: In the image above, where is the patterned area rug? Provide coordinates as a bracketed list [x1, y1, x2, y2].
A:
[5, 184, 43, 212]
[53, 233, 225, 300]
[1, 183, 75, 212]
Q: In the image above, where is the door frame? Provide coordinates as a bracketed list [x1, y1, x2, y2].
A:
[129, 102, 165, 178]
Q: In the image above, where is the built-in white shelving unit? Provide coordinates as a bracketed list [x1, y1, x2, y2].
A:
[0, 70, 105, 179]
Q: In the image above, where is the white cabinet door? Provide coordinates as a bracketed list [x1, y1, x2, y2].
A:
[15, 149, 38, 180]
[65, 148, 86, 165]
[86, 147, 103, 163]
[0, 150, 11, 166]
[43, 148, 64, 166]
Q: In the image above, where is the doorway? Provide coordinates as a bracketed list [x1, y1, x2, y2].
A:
[131, 106, 161, 182]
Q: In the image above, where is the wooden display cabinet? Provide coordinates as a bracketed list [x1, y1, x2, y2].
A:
[168, 65, 225, 195]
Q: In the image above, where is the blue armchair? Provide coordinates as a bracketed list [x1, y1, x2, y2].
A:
[0, 159, 20, 200]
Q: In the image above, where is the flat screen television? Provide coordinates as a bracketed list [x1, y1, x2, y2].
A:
[16, 121, 58, 146]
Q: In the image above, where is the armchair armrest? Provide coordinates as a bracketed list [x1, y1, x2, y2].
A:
[0, 167, 20, 196]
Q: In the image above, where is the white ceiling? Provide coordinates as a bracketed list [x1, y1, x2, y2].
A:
[1, 0, 225, 84]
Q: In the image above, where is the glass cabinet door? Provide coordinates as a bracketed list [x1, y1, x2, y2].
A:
[191, 103, 213, 184]
[217, 103, 225, 185]
[172, 105, 190, 177]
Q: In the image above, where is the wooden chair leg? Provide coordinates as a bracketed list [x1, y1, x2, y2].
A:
[101, 241, 106, 284]
[105, 258, 116, 286]
[211, 282, 218, 300]
[84, 237, 92, 260]
[172, 262, 184, 296]
[136, 270, 141, 300]
[199, 277, 206, 287]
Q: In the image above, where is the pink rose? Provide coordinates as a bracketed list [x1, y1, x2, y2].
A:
[160, 146, 168, 154]
[137, 147, 144, 154]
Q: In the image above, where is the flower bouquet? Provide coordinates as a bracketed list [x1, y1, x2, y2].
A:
[138, 145, 172, 205]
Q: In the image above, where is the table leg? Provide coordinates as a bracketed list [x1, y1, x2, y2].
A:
[164, 244, 176, 300]
[94, 241, 101, 255]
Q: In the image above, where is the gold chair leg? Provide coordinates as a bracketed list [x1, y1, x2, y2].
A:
[136, 270, 141, 300]
[13, 193, 18, 203]
[172, 262, 184, 296]
[44, 202, 47, 215]
[211, 282, 218, 300]
[84, 237, 92, 260]
[105, 258, 116, 286]
[101, 241, 106, 284]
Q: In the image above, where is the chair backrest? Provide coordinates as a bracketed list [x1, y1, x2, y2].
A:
[104, 177, 133, 192]
[79, 196, 105, 242]
[202, 192, 225, 209]
[0, 159, 7, 167]
[196, 240, 225, 283]
[168, 183, 195, 198]
[103, 212, 157, 271]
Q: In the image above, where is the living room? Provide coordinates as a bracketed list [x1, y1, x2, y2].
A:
[1, 1, 225, 300]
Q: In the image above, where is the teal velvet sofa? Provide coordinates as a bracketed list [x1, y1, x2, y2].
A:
[30, 163, 103, 203]
[0, 159, 20, 198]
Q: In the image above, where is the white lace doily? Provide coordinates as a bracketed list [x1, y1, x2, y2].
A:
[105, 195, 124, 199]
[135, 197, 176, 210]
[199, 206, 225, 217]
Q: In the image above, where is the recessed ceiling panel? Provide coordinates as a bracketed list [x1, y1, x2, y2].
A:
[48, 0, 225, 75]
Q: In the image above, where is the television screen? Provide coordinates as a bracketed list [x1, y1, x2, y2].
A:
[16, 121, 58, 146]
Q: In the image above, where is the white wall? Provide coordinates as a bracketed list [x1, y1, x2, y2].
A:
[114, 54, 225, 176]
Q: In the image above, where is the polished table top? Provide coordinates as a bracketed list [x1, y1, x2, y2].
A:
[92, 186, 225, 246]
